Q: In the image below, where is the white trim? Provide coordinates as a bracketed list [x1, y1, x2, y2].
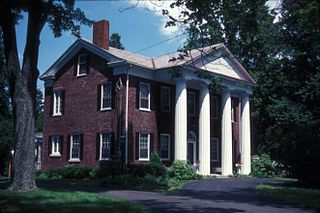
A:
[139, 133, 150, 161]
[99, 133, 111, 161]
[53, 91, 62, 116]
[76, 54, 87, 77]
[159, 133, 170, 160]
[139, 82, 150, 111]
[160, 86, 171, 112]
[187, 91, 196, 116]
[69, 134, 80, 162]
[210, 138, 219, 162]
[100, 82, 112, 111]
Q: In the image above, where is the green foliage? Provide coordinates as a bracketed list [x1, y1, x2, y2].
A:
[251, 154, 276, 178]
[150, 152, 162, 165]
[168, 160, 201, 180]
[47, 166, 96, 179]
[96, 160, 127, 177]
[109, 33, 125, 50]
[127, 162, 167, 178]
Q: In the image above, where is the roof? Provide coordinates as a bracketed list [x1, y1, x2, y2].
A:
[40, 38, 255, 84]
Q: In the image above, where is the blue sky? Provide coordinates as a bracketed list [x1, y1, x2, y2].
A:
[15, 1, 186, 90]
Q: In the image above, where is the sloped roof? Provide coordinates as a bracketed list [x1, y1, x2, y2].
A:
[40, 38, 255, 84]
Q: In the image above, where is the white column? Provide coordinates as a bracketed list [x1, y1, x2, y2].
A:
[175, 79, 187, 161]
[221, 90, 233, 176]
[199, 85, 211, 175]
[241, 94, 251, 175]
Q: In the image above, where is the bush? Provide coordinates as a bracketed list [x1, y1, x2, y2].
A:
[168, 160, 201, 180]
[127, 162, 167, 177]
[150, 152, 162, 165]
[48, 166, 96, 179]
[96, 160, 127, 177]
[251, 154, 276, 178]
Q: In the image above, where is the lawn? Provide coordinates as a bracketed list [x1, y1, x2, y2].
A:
[0, 188, 152, 213]
[256, 183, 320, 211]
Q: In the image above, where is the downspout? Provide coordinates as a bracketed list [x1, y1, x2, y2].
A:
[125, 65, 130, 164]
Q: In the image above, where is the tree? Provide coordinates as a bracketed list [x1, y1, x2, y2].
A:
[110, 33, 125, 50]
[35, 89, 44, 132]
[0, 1, 92, 191]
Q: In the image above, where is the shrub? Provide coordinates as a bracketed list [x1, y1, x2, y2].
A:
[168, 160, 201, 180]
[127, 162, 167, 177]
[36, 171, 49, 180]
[96, 160, 127, 177]
[48, 166, 96, 179]
[150, 152, 161, 165]
[251, 154, 276, 178]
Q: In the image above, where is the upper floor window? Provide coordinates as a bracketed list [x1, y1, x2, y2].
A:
[211, 96, 218, 119]
[70, 134, 81, 162]
[50, 135, 61, 156]
[187, 91, 196, 116]
[139, 133, 150, 161]
[100, 133, 112, 160]
[159, 134, 170, 160]
[101, 82, 112, 110]
[77, 54, 87, 76]
[139, 82, 150, 111]
[161, 86, 170, 112]
[53, 91, 63, 116]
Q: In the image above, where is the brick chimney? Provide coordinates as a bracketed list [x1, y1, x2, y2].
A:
[93, 20, 109, 50]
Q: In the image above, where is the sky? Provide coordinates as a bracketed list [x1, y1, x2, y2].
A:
[15, 1, 187, 91]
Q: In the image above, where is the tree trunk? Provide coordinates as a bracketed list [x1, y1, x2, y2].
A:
[1, 6, 45, 191]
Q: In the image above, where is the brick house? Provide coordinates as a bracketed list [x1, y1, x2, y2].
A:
[40, 20, 255, 176]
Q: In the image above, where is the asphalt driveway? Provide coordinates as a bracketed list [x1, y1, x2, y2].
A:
[103, 178, 314, 213]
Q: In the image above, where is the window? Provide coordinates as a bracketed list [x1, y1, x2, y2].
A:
[53, 91, 63, 116]
[139, 133, 150, 161]
[159, 134, 170, 160]
[77, 54, 87, 76]
[187, 91, 195, 116]
[211, 96, 218, 119]
[70, 134, 81, 162]
[100, 133, 111, 160]
[161, 86, 170, 112]
[210, 138, 219, 162]
[231, 99, 237, 122]
[139, 82, 150, 110]
[50, 136, 61, 156]
[101, 82, 112, 110]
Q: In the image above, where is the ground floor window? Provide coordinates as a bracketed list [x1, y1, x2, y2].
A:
[70, 134, 81, 161]
[210, 138, 219, 162]
[139, 133, 150, 161]
[159, 134, 170, 160]
[50, 136, 61, 156]
[100, 133, 111, 160]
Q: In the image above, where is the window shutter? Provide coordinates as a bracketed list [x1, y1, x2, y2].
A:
[158, 133, 161, 157]
[135, 132, 139, 160]
[49, 89, 54, 116]
[97, 84, 101, 111]
[80, 134, 84, 160]
[48, 136, 52, 156]
[150, 85, 154, 111]
[111, 82, 115, 110]
[67, 135, 71, 160]
[96, 133, 100, 160]
[59, 135, 63, 155]
[150, 133, 154, 155]
[111, 132, 115, 159]
[86, 54, 90, 74]
[74, 57, 78, 76]
[61, 91, 65, 115]
[136, 83, 140, 109]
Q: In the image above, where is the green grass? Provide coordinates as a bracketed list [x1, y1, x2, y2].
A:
[0, 188, 152, 213]
[256, 184, 320, 211]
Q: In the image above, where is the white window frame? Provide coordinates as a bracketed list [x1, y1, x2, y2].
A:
[53, 91, 62, 116]
[100, 133, 112, 160]
[211, 138, 219, 162]
[100, 82, 112, 110]
[159, 133, 170, 160]
[187, 91, 196, 116]
[160, 86, 171, 112]
[139, 82, 150, 111]
[211, 96, 218, 119]
[69, 134, 81, 162]
[231, 99, 236, 122]
[77, 54, 87, 77]
[50, 136, 61, 157]
[139, 133, 150, 161]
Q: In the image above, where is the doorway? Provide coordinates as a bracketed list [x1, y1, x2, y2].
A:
[187, 131, 196, 164]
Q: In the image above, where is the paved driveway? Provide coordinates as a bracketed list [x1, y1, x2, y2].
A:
[103, 178, 314, 213]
